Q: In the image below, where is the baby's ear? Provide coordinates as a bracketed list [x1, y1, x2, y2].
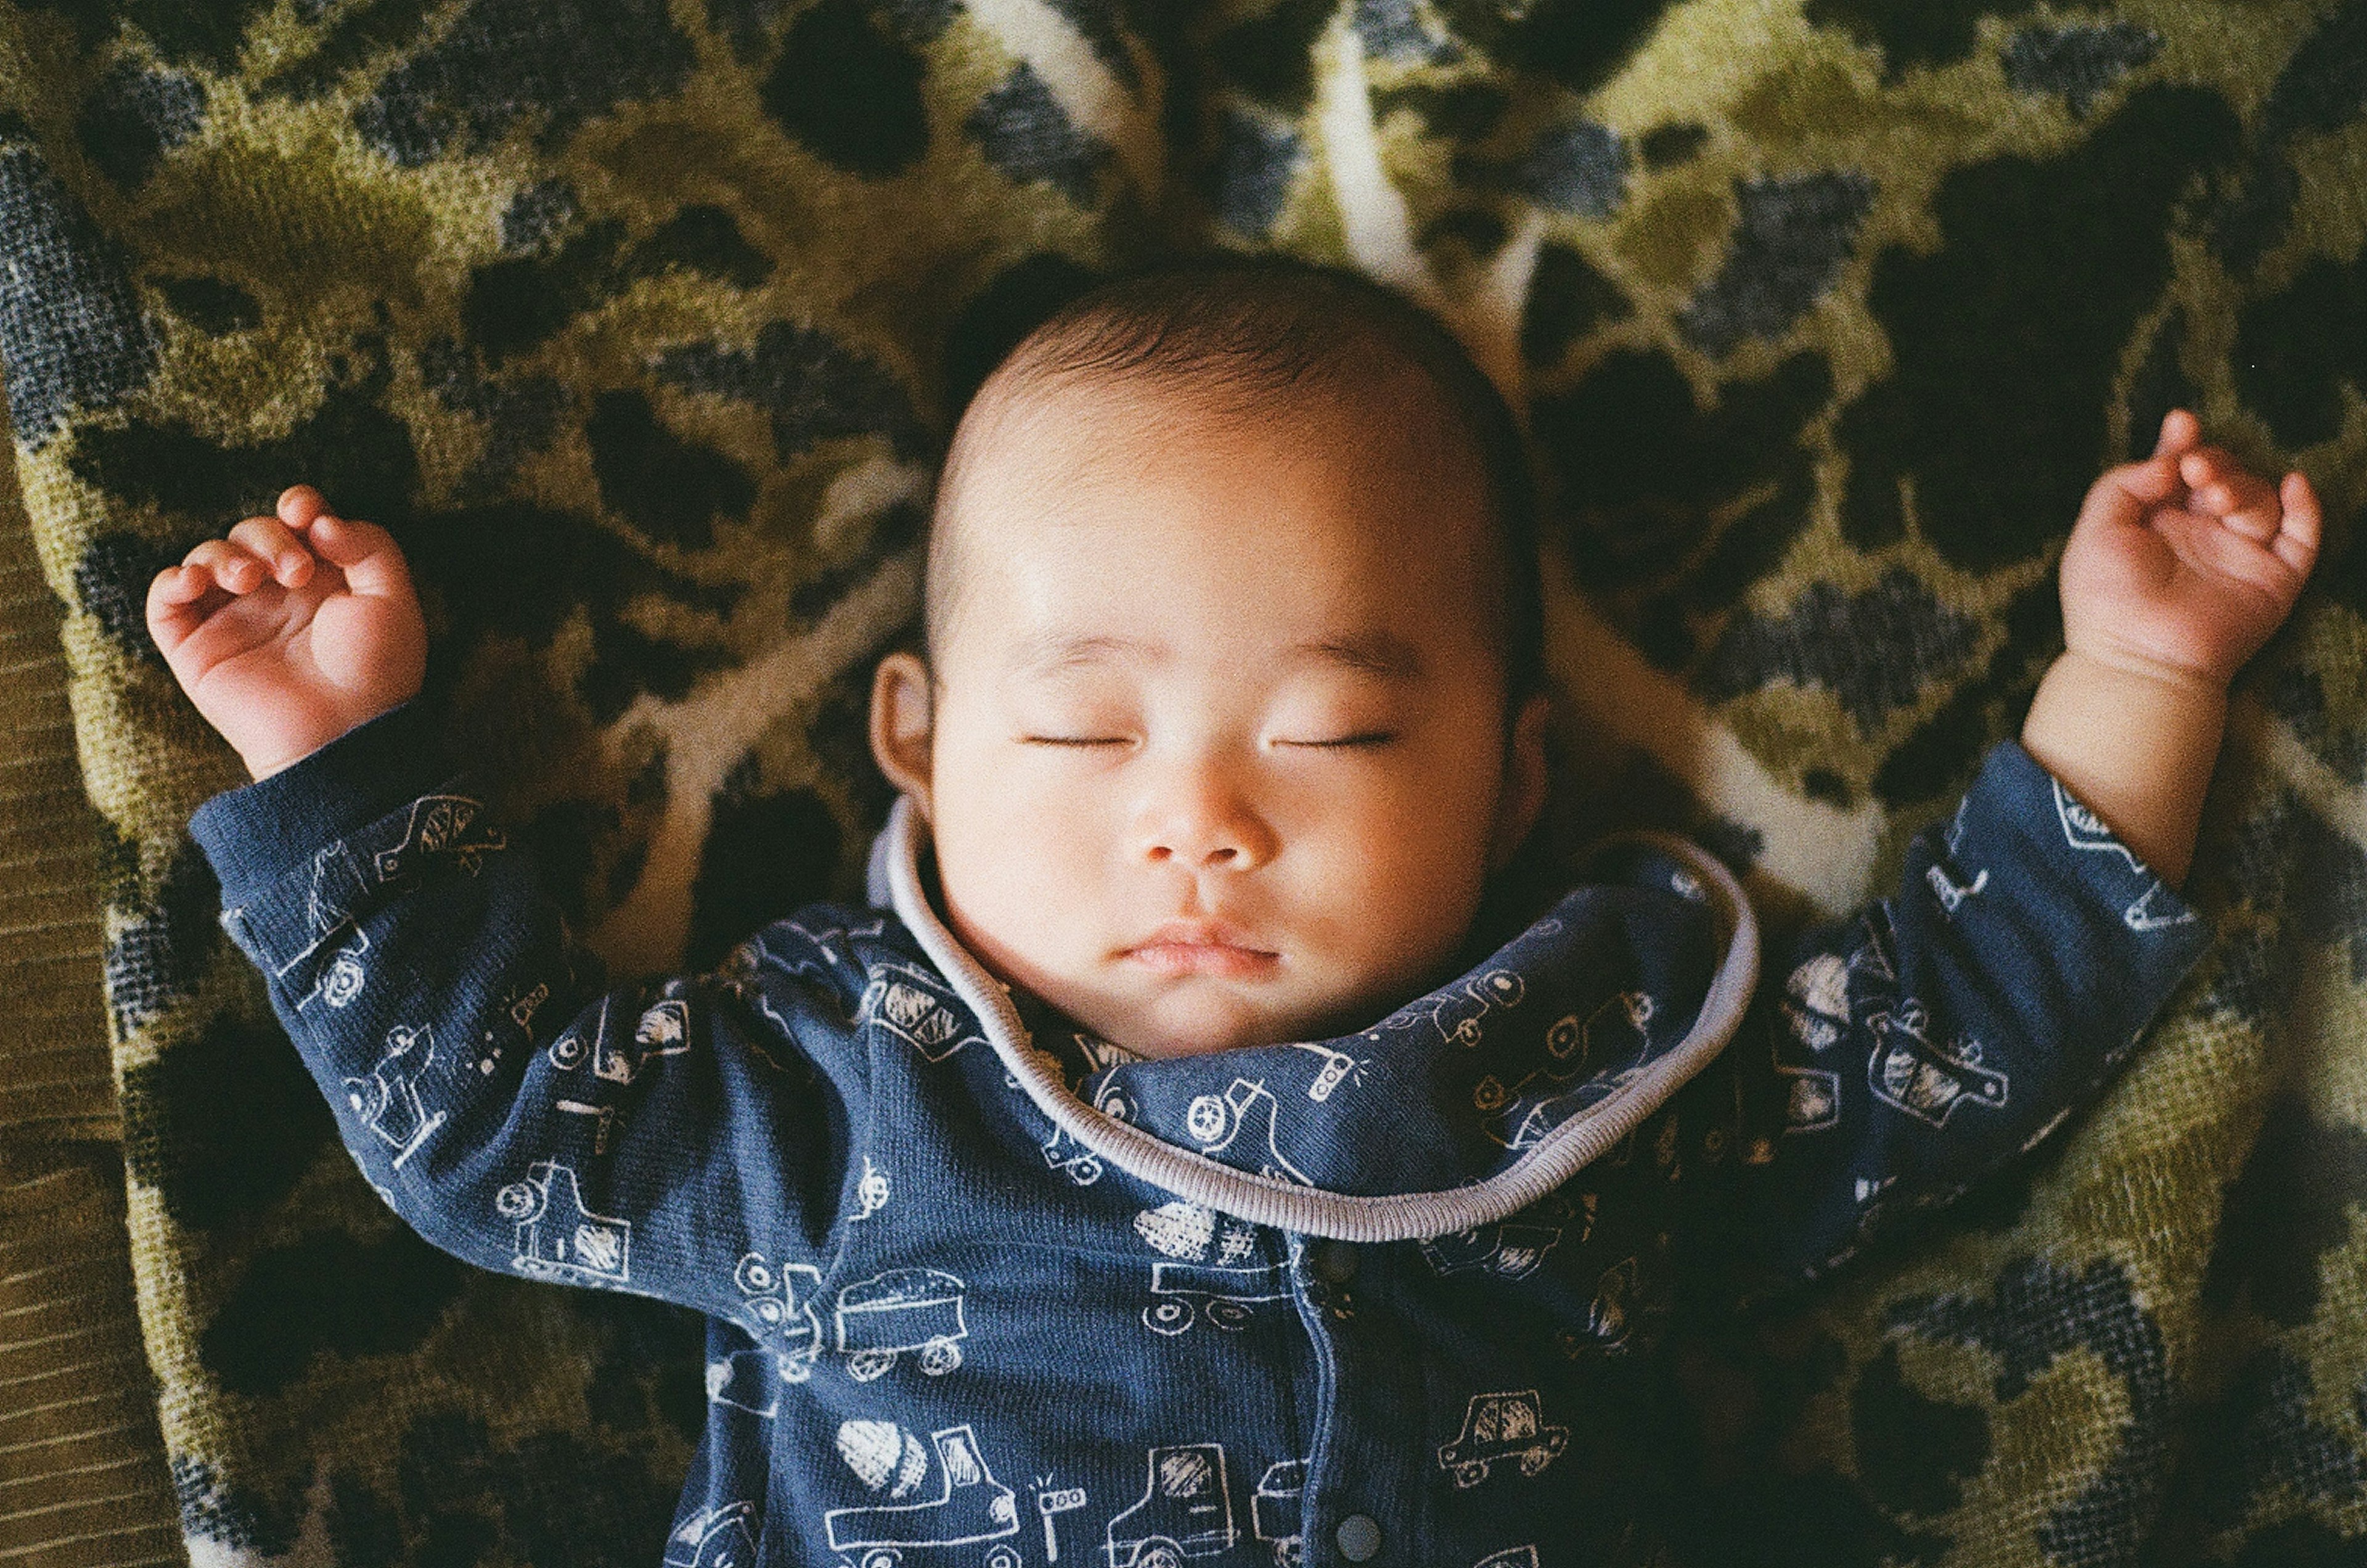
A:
[870, 651, 937, 817]
[1489, 692, 1551, 872]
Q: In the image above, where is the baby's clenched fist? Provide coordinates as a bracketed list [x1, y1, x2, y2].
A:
[145, 485, 426, 780]
[2059, 408, 2320, 692]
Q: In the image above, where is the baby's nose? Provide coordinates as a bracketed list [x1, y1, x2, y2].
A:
[1139, 772, 1276, 871]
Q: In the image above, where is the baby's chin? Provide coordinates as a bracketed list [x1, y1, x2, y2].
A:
[1077, 983, 1378, 1061]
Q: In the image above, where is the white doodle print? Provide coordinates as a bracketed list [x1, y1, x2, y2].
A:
[1775, 962, 1845, 1137]
[497, 1161, 629, 1285]
[706, 1346, 778, 1418]
[1286, 1041, 1364, 1101]
[1141, 1260, 1295, 1335]
[1782, 953, 1850, 1051]
[1925, 861, 1989, 914]
[835, 1268, 968, 1380]
[343, 1023, 445, 1170]
[1866, 1001, 2008, 1127]
[280, 842, 370, 1011]
[1855, 1172, 1899, 1205]
[1473, 992, 1656, 1150]
[1419, 1220, 1564, 1280]
[1108, 1445, 1235, 1567]
[287, 912, 369, 1010]
[824, 1424, 1022, 1564]
[372, 793, 505, 883]
[1587, 1258, 1638, 1351]
[1183, 1079, 1314, 1184]
[1039, 1125, 1104, 1185]
[1250, 1460, 1306, 1567]
[732, 1251, 822, 1381]
[2124, 879, 2196, 933]
[1092, 1076, 1138, 1124]
[1031, 1478, 1089, 1562]
[2053, 778, 2197, 933]
[771, 919, 850, 976]
[1474, 1550, 1540, 1568]
[546, 997, 693, 1085]
[840, 1420, 933, 1497]
[663, 1501, 756, 1568]
[859, 963, 984, 1061]
[1778, 1063, 1841, 1135]
[1437, 1390, 1569, 1488]
[853, 1157, 891, 1219]
[1073, 1034, 1140, 1074]
[1374, 970, 1525, 1050]
[555, 1098, 618, 1154]
[477, 979, 550, 1075]
[1135, 1201, 1260, 1264]
[316, 934, 369, 1008]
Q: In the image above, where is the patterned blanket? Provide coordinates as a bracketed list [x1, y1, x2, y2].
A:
[3, 1, 2362, 1562]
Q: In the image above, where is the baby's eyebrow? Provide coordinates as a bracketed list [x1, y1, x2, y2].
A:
[1011, 632, 1160, 676]
[1293, 631, 1425, 680]
[1007, 628, 1425, 679]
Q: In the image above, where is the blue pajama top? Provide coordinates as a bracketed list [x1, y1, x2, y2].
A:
[190, 700, 2210, 1568]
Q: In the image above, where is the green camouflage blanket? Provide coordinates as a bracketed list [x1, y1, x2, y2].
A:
[3, 0, 2363, 1561]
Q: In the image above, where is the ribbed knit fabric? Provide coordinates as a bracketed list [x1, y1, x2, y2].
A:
[0, 407, 178, 1567]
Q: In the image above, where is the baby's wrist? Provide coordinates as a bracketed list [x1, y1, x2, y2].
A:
[2053, 639, 2232, 704]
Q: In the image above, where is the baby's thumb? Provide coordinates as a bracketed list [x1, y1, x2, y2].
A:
[304, 514, 414, 601]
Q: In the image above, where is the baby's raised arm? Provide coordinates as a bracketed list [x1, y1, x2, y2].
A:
[2022, 410, 2320, 886]
[144, 484, 425, 780]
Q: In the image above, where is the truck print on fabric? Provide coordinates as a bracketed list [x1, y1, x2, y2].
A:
[732, 1251, 823, 1382]
[1473, 992, 1657, 1150]
[664, 1501, 758, 1568]
[544, 995, 693, 1085]
[1437, 1390, 1569, 1487]
[343, 1022, 444, 1169]
[1865, 1001, 2009, 1127]
[372, 793, 505, 882]
[862, 963, 985, 1061]
[1182, 1079, 1313, 1184]
[496, 1161, 630, 1286]
[835, 1268, 969, 1380]
[2052, 778, 2197, 933]
[824, 1424, 1024, 1566]
[1141, 1260, 1296, 1336]
[1108, 1445, 1233, 1568]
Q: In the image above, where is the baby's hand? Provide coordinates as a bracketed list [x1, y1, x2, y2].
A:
[145, 486, 427, 780]
[2059, 409, 2320, 691]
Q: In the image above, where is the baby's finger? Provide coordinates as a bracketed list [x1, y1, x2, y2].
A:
[2196, 470, 2282, 544]
[277, 484, 331, 531]
[183, 537, 268, 594]
[145, 564, 218, 648]
[2152, 407, 2201, 459]
[2085, 452, 2180, 528]
[227, 515, 316, 587]
[149, 561, 212, 606]
[299, 513, 412, 600]
[2274, 472, 2323, 578]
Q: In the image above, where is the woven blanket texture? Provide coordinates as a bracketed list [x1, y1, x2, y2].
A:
[2, 0, 2365, 1562]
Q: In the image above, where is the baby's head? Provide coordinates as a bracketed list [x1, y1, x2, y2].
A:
[870, 256, 1550, 1059]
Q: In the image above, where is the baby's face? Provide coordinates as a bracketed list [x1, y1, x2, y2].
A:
[874, 372, 1545, 1059]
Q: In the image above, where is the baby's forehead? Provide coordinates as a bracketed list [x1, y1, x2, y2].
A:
[951, 349, 1481, 513]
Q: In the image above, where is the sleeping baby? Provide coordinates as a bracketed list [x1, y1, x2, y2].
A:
[151, 257, 2316, 1567]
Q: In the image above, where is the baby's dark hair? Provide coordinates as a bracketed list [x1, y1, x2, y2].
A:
[927, 254, 1546, 704]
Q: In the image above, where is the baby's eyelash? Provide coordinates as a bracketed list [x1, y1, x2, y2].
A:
[1021, 735, 1128, 747]
[1282, 732, 1397, 749]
